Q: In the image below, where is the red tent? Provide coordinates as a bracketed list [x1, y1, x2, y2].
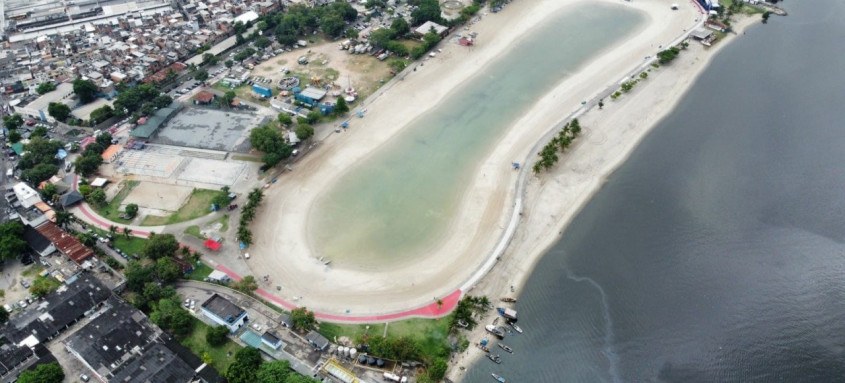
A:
[204, 239, 221, 251]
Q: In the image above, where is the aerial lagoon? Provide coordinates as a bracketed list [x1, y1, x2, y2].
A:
[309, 4, 645, 266]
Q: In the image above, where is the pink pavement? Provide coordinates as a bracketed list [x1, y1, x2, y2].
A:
[214, 263, 462, 323]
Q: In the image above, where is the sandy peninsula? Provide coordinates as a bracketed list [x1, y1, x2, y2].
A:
[248, 0, 702, 316]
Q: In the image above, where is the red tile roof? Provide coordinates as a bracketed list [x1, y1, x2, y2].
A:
[35, 222, 94, 264]
[195, 91, 215, 103]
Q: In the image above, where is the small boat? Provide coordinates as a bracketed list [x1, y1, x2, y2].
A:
[491, 373, 507, 383]
[497, 307, 518, 321]
[501, 297, 517, 303]
[497, 343, 513, 353]
[508, 322, 523, 334]
[485, 325, 505, 339]
[486, 354, 502, 364]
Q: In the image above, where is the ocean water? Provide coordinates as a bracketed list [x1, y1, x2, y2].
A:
[464, 1, 845, 382]
[309, 4, 644, 267]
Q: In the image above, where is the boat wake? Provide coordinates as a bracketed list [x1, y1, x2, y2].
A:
[566, 268, 622, 383]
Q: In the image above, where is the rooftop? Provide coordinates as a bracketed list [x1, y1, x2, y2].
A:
[22, 82, 75, 112]
[200, 293, 246, 324]
[35, 221, 94, 263]
[130, 102, 182, 139]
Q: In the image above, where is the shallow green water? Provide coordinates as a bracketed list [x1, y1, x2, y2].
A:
[309, 4, 645, 266]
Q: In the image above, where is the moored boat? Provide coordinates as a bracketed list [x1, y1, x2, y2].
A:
[485, 324, 505, 339]
[508, 321, 523, 334]
[497, 307, 518, 321]
[497, 343, 513, 353]
[491, 373, 506, 382]
[486, 353, 502, 364]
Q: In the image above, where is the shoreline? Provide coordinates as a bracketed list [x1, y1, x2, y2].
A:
[446, 15, 761, 382]
[246, 0, 703, 317]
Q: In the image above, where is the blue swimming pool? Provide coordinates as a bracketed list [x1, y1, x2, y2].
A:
[239, 330, 262, 348]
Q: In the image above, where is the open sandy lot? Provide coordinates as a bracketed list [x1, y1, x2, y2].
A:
[178, 158, 247, 186]
[248, 0, 702, 316]
[251, 37, 393, 100]
[123, 182, 193, 212]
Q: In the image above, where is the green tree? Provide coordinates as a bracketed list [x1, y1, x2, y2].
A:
[225, 59, 234, 68]
[256, 360, 291, 383]
[212, 186, 232, 208]
[391, 18, 410, 37]
[194, 69, 209, 82]
[88, 188, 107, 207]
[411, 0, 443, 26]
[36, 82, 56, 95]
[74, 153, 103, 177]
[17, 362, 64, 383]
[47, 102, 71, 122]
[21, 163, 59, 185]
[125, 203, 139, 218]
[90, 105, 114, 124]
[334, 97, 349, 115]
[206, 325, 230, 346]
[73, 78, 98, 103]
[232, 275, 258, 294]
[2, 114, 24, 130]
[295, 125, 314, 141]
[123, 227, 133, 239]
[427, 357, 448, 380]
[150, 298, 194, 337]
[320, 14, 346, 37]
[125, 261, 153, 291]
[142, 233, 180, 260]
[277, 113, 293, 126]
[155, 257, 182, 283]
[30, 126, 48, 138]
[226, 347, 263, 383]
[255, 36, 271, 49]
[202, 53, 219, 66]
[762, 11, 771, 23]
[8, 130, 21, 143]
[29, 276, 60, 297]
[290, 307, 316, 331]
[0, 221, 27, 261]
[0, 306, 8, 325]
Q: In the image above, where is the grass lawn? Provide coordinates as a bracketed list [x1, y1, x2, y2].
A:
[319, 317, 452, 359]
[230, 154, 263, 162]
[142, 189, 220, 226]
[112, 236, 147, 258]
[21, 265, 45, 277]
[184, 225, 204, 239]
[217, 215, 230, 232]
[212, 81, 270, 106]
[181, 319, 242, 373]
[186, 262, 214, 282]
[91, 181, 139, 224]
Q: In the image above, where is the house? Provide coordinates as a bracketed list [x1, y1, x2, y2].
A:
[23, 226, 56, 257]
[294, 87, 326, 107]
[305, 330, 330, 351]
[58, 190, 84, 209]
[100, 145, 121, 163]
[35, 221, 94, 264]
[200, 294, 248, 333]
[261, 331, 283, 350]
[13, 182, 42, 209]
[414, 21, 449, 38]
[194, 91, 215, 105]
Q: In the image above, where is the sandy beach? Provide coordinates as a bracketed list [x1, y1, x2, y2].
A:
[446, 14, 761, 381]
[248, 0, 702, 315]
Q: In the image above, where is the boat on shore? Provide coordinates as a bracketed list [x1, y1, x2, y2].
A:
[497, 343, 513, 353]
[491, 373, 507, 382]
[500, 297, 517, 303]
[508, 321, 523, 334]
[485, 324, 505, 339]
[486, 354, 502, 364]
[497, 307, 518, 321]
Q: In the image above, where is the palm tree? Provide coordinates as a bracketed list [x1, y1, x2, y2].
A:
[55, 211, 72, 228]
[108, 225, 118, 238]
[123, 227, 132, 239]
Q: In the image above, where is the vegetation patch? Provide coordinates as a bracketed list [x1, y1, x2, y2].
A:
[181, 318, 243, 373]
[186, 262, 215, 282]
[142, 189, 221, 226]
[112, 236, 148, 258]
[88, 180, 139, 224]
[184, 225, 204, 239]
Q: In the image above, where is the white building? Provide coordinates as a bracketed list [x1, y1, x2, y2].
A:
[13, 182, 42, 209]
[200, 293, 248, 333]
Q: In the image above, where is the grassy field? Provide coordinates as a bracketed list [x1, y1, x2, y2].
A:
[212, 81, 270, 106]
[319, 317, 452, 359]
[186, 262, 214, 282]
[184, 225, 204, 239]
[91, 181, 139, 224]
[181, 319, 242, 373]
[142, 189, 219, 226]
[112, 236, 147, 258]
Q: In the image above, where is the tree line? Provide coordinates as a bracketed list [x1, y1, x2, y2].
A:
[533, 119, 582, 174]
[237, 188, 264, 246]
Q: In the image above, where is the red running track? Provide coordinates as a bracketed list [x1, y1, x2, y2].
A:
[215, 264, 462, 323]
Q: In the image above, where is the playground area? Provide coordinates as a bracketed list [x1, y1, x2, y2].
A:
[122, 182, 193, 212]
[151, 107, 264, 152]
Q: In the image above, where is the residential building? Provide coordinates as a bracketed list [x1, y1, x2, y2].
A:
[200, 293, 248, 333]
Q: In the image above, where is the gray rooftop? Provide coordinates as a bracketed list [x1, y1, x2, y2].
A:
[201, 293, 246, 324]
[299, 87, 327, 101]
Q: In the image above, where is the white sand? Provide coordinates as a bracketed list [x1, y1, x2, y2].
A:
[446, 15, 761, 382]
[248, 0, 705, 315]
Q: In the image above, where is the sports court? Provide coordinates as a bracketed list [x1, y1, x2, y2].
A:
[152, 107, 265, 152]
[122, 182, 193, 212]
[115, 146, 184, 178]
[177, 158, 246, 186]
